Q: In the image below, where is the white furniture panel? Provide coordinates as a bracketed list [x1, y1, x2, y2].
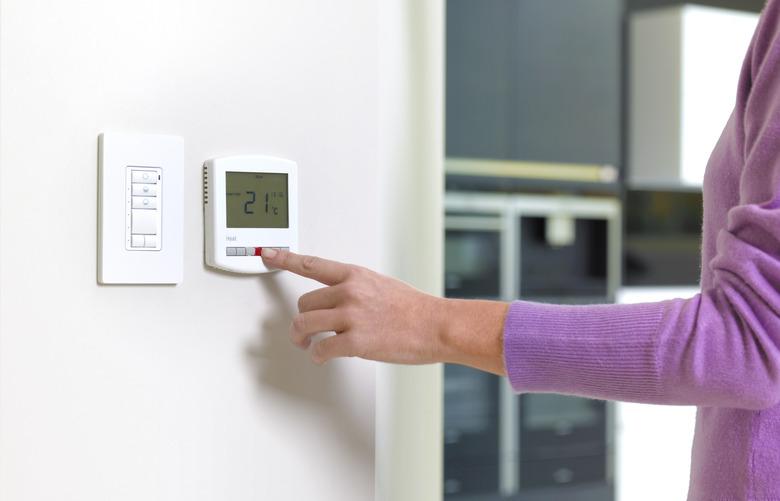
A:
[615, 286, 699, 501]
[630, 6, 758, 188]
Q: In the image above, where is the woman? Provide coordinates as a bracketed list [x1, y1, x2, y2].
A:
[261, 1, 780, 499]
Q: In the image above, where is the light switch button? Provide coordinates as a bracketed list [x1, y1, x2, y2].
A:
[132, 184, 157, 197]
[144, 235, 157, 248]
[132, 209, 157, 235]
[131, 235, 145, 248]
[132, 196, 157, 209]
[132, 170, 158, 184]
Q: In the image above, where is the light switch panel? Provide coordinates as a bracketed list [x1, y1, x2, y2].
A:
[127, 166, 161, 247]
[98, 133, 183, 284]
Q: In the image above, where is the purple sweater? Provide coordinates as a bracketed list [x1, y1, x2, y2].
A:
[503, 3, 780, 500]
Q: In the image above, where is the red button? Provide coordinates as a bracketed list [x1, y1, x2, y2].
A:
[254, 247, 263, 256]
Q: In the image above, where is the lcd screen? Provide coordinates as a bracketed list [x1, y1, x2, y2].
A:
[226, 172, 289, 228]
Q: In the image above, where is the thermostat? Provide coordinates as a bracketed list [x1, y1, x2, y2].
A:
[204, 155, 298, 274]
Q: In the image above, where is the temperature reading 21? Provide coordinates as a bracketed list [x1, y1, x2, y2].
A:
[243, 191, 285, 216]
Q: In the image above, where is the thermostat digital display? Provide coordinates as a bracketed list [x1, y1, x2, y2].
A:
[204, 155, 298, 274]
[225, 172, 289, 229]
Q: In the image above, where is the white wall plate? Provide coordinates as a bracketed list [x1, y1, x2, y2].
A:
[98, 133, 184, 284]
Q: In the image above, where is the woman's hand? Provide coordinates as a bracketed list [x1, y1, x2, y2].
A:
[261, 248, 508, 375]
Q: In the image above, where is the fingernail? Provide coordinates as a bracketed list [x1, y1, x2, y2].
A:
[261, 247, 278, 259]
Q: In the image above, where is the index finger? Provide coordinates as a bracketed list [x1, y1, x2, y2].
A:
[261, 248, 351, 285]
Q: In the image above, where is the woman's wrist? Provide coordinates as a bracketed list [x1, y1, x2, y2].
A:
[434, 297, 509, 375]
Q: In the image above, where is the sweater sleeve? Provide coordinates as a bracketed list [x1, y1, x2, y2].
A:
[504, 3, 780, 411]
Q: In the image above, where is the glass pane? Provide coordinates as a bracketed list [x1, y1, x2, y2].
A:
[445, 229, 501, 299]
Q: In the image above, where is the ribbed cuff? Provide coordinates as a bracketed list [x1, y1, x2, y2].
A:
[503, 300, 666, 402]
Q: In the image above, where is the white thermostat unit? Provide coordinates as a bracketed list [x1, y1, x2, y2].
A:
[204, 155, 298, 274]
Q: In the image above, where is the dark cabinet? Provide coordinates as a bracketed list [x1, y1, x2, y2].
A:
[446, 0, 623, 168]
[443, 193, 620, 501]
[520, 455, 607, 490]
[519, 394, 608, 491]
[444, 365, 502, 496]
[445, 0, 762, 175]
[519, 217, 609, 302]
[627, 0, 763, 11]
[624, 189, 702, 286]
[444, 217, 504, 498]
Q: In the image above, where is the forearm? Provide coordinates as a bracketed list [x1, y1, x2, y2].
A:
[436, 298, 509, 376]
[501, 293, 780, 410]
[502, 300, 666, 403]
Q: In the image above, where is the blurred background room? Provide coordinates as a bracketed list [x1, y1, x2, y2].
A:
[0, 1, 768, 500]
[441, 0, 762, 500]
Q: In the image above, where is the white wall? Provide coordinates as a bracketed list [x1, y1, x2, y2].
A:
[0, 1, 441, 499]
[376, 2, 444, 500]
